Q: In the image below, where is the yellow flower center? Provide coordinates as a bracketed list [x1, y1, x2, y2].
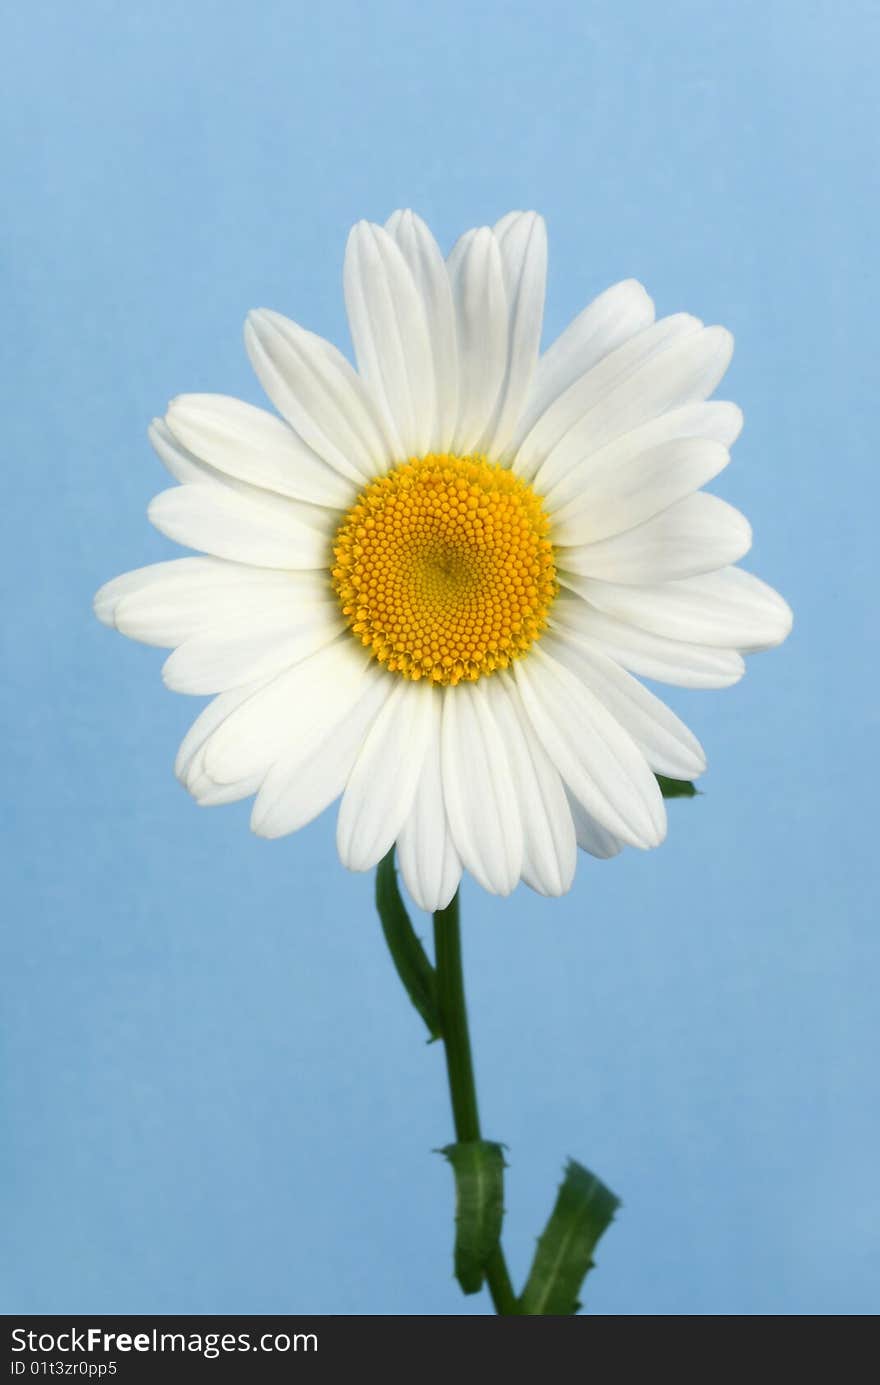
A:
[331, 454, 557, 685]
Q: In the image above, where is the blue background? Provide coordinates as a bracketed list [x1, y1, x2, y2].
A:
[2, 0, 876, 1316]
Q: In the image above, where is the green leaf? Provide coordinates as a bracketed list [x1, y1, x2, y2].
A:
[439, 1141, 507, 1295]
[656, 774, 698, 798]
[375, 849, 441, 1040]
[518, 1159, 620, 1315]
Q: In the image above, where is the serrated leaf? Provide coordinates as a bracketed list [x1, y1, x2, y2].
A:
[440, 1141, 507, 1295]
[375, 849, 441, 1040]
[519, 1159, 620, 1316]
[656, 774, 698, 798]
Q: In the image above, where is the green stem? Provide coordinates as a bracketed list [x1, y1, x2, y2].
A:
[433, 891, 519, 1316]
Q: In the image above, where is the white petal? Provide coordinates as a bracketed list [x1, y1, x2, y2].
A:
[203, 636, 373, 783]
[161, 605, 344, 694]
[190, 772, 264, 807]
[245, 309, 391, 482]
[564, 566, 793, 650]
[344, 221, 436, 457]
[151, 417, 342, 522]
[548, 593, 745, 689]
[547, 410, 740, 537]
[385, 210, 459, 452]
[165, 393, 356, 508]
[513, 646, 666, 849]
[542, 634, 706, 780]
[176, 677, 277, 807]
[492, 211, 522, 240]
[175, 677, 273, 783]
[148, 484, 333, 569]
[482, 211, 547, 455]
[511, 280, 655, 450]
[533, 325, 735, 495]
[186, 735, 266, 806]
[441, 680, 523, 896]
[513, 313, 701, 482]
[97, 558, 333, 647]
[396, 701, 462, 912]
[337, 679, 435, 871]
[447, 228, 509, 455]
[566, 791, 624, 859]
[250, 663, 392, 839]
[149, 417, 222, 486]
[95, 556, 239, 633]
[558, 492, 752, 583]
[487, 675, 577, 896]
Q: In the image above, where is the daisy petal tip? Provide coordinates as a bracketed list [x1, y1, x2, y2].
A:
[524, 877, 565, 900]
[513, 209, 545, 232]
[725, 401, 745, 442]
[742, 577, 794, 651]
[335, 811, 373, 876]
[243, 310, 280, 357]
[346, 218, 376, 251]
[92, 580, 118, 628]
[529, 856, 577, 898]
[145, 491, 174, 536]
[736, 509, 754, 560]
[729, 661, 747, 687]
[433, 881, 461, 913]
[244, 306, 273, 332]
[615, 278, 655, 318]
[712, 324, 735, 366]
[631, 785, 668, 851]
[767, 593, 794, 648]
[483, 878, 516, 900]
[170, 389, 223, 422]
[249, 807, 275, 840]
[401, 877, 446, 915]
[159, 651, 201, 696]
[640, 815, 668, 851]
[336, 842, 376, 875]
[163, 394, 199, 441]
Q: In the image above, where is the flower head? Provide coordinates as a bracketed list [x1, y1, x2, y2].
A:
[95, 211, 792, 908]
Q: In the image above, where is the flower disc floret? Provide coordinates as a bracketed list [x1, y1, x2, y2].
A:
[331, 453, 558, 685]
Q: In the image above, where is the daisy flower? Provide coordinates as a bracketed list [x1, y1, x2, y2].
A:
[95, 211, 792, 910]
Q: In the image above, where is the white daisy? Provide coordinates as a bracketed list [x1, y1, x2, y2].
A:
[95, 211, 792, 910]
